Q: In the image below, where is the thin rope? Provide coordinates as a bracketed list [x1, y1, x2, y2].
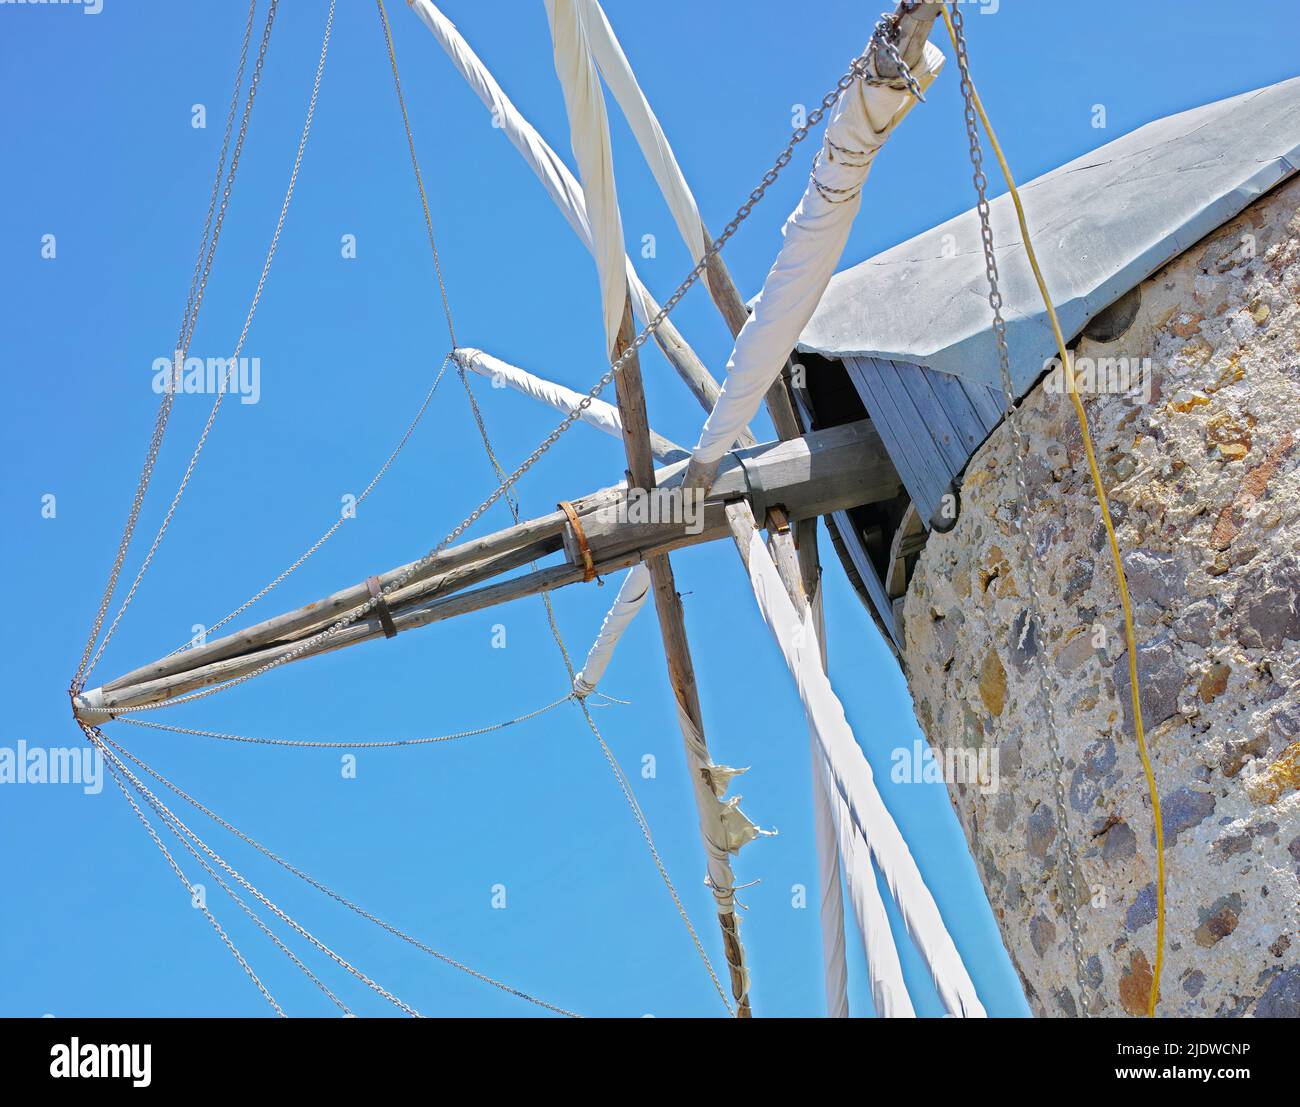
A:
[377, 0, 457, 349]
[91, 729, 285, 1016]
[941, 4, 1163, 1015]
[106, 691, 572, 748]
[96, 734, 422, 1017]
[73, 0, 274, 691]
[169, 353, 451, 655]
[97, 733, 581, 1018]
[82, 0, 337, 683]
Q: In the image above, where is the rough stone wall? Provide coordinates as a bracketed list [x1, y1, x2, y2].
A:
[902, 176, 1300, 1017]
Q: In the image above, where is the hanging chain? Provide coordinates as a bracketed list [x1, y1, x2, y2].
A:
[82, 0, 337, 685]
[949, 5, 1092, 1016]
[122, 758, 354, 1016]
[105, 13, 921, 715]
[72, 0, 275, 691]
[98, 732, 581, 1018]
[93, 731, 285, 1016]
[97, 736, 422, 1017]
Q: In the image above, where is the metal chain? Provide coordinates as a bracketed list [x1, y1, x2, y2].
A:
[73, 0, 274, 691]
[93, 731, 285, 1017]
[107, 15, 920, 715]
[83, 0, 336, 684]
[121, 760, 354, 1016]
[949, 5, 1092, 1016]
[178, 0, 260, 360]
[168, 353, 450, 656]
[98, 733, 581, 1018]
[106, 691, 572, 748]
[97, 736, 422, 1017]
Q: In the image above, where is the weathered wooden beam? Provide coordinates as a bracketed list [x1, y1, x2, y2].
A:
[609, 299, 753, 1018]
[572, 420, 896, 565]
[80, 418, 897, 716]
[102, 513, 572, 693]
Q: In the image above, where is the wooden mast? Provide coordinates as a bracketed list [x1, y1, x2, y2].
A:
[608, 299, 754, 1016]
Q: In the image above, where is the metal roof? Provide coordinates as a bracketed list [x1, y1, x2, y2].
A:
[798, 76, 1300, 396]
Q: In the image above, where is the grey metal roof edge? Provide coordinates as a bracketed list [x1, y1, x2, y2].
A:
[797, 146, 1299, 392]
[798, 75, 1300, 395]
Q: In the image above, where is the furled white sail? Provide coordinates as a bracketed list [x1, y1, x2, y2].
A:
[817, 751, 915, 1017]
[407, 0, 665, 339]
[808, 584, 851, 1018]
[454, 348, 687, 462]
[811, 747, 851, 1017]
[691, 42, 946, 466]
[575, 0, 709, 276]
[543, 0, 626, 350]
[573, 563, 651, 697]
[544, 0, 768, 941]
[744, 530, 985, 1017]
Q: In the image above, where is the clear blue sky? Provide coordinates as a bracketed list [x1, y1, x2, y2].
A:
[2, 1, 1293, 1018]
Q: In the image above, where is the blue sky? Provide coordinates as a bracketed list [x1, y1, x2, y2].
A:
[2, 0, 1294, 1018]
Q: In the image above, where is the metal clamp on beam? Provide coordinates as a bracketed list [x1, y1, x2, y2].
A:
[730, 448, 773, 524]
[365, 576, 399, 639]
[557, 500, 596, 582]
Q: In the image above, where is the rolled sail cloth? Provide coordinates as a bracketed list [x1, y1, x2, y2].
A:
[407, 0, 667, 338]
[457, 347, 623, 442]
[691, 40, 946, 466]
[573, 563, 651, 697]
[454, 348, 688, 462]
[742, 528, 984, 1016]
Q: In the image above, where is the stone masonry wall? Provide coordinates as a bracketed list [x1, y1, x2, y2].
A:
[902, 176, 1300, 1017]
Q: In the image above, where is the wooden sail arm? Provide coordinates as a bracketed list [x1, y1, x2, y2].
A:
[74, 419, 898, 716]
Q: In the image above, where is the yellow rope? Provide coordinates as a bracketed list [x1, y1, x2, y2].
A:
[940, 5, 1164, 1017]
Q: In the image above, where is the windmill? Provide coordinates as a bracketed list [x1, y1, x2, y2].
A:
[68, 0, 1300, 1020]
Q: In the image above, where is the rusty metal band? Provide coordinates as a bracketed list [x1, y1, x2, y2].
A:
[557, 500, 595, 583]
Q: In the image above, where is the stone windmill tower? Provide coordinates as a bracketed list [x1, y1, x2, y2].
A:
[795, 77, 1300, 1017]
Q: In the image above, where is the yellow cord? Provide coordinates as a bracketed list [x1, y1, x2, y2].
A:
[940, 5, 1164, 1017]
